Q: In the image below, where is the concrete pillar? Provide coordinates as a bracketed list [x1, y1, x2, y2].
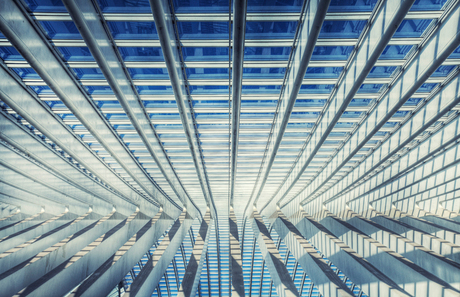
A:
[13, 211, 150, 297]
[177, 209, 212, 297]
[251, 207, 300, 297]
[319, 210, 460, 296]
[271, 209, 354, 297]
[124, 209, 195, 296]
[230, 207, 245, 297]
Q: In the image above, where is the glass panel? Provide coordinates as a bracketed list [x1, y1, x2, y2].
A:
[12, 68, 41, 79]
[128, 68, 170, 79]
[367, 66, 397, 78]
[107, 22, 158, 39]
[23, 0, 67, 12]
[312, 46, 354, 60]
[247, 0, 302, 12]
[243, 68, 286, 78]
[431, 65, 456, 77]
[187, 68, 229, 79]
[246, 21, 297, 39]
[38, 21, 82, 39]
[379, 45, 413, 60]
[172, 0, 229, 13]
[328, 0, 378, 12]
[449, 45, 460, 59]
[410, 0, 448, 11]
[136, 85, 174, 95]
[96, 0, 152, 13]
[85, 85, 114, 95]
[319, 21, 367, 39]
[178, 22, 229, 39]
[299, 84, 334, 93]
[244, 47, 291, 60]
[72, 68, 106, 79]
[305, 67, 343, 78]
[57, 47, 94, 61]
[394, 19, 433, 38]
[358, 84, 384, 93]
[0, 47, 24, 60]
[119, 47, 164, 61]
[182, 47, 229, 61]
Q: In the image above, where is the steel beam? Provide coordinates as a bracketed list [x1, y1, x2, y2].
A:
[319, 209, 460, 297]
[124, 209, 194, 296]
[242, 0, 330, 216]
[62, 0, 201, 216]
[230, 0, 247, 205]
[270, 209, 354, 297]
[14, 211, 149, 297]
[295, 208, 412, 296]
[0, 210, 96, 275]
[0, 62, 163, 218]
[322, 114, 460, 217]
[268, 0, 415, 213]
[0, 145, 110, 215]
[67, 210, 172, 297]
[230, 207, 245, 296]
[0, 210, 119, 297]
[0, 110, 142, 215]
[251, 207, 300, 297]
[291, 3, 460, 211]
[339, 209, 460, 289]
[0, 210, 76, 255]
[0, 0, 171, 216]
[177, 209, 212, 297]
[0, 182, 66, 216]
[149, 0, 216, 217]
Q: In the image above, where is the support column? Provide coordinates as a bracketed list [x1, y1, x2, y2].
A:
[177, 209, 212, 297]
[251, 207, 300, 297]
[230, 207, 245, 296]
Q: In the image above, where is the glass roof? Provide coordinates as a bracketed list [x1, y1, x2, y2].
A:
[1, 0, 459, 296]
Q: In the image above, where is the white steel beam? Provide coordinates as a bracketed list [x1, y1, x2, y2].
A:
[289, 3, 460, 211]
[0, 0, 171, 216]
[265, 0, 415, 214]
